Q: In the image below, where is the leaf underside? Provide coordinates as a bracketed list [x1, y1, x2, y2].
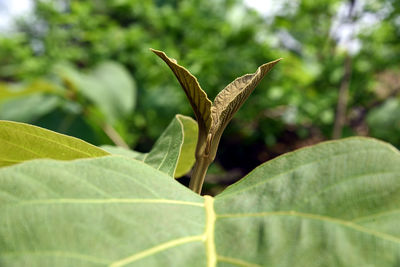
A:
[1, 137, 400, 266]
[150, 49, 212, 135]
[211, 59, 281, 135]
[0, 120, 109, 167]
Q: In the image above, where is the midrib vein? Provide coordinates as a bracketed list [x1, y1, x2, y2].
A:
[109, 235, 204, 267]
[204, 195, 216, 267]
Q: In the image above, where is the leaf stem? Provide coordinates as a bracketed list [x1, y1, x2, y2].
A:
[102, 123, 130, 149]
[189, 155, 212, 194]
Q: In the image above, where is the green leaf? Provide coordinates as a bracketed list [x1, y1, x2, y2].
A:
[1, 137, 399, 266]
[55, 62, 136, 124]
[102, 115, 198, 178]
[214, 137, 400, 266]
[103, 115, 198, 178]
[0, 120, 109, 167]
[144, 114, 197, 177]
[101, 145, 146, 161]
[0, 156, 207, 267]
[0, 80, 57, 100]
[367, 98, 400, 145]
[174, 115, 198, 178]
[150, 49, 212, 137]
[0, 94, 59, 123]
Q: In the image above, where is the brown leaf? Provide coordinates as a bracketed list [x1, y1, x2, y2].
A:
[211, 59, 282, 135]
[150, 49, 212, 134]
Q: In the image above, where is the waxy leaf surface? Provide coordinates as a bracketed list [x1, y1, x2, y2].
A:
[0, 120, 109, 167]
[1, 137, 399, 266]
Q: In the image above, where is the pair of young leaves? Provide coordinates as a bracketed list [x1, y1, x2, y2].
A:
[151, 49, 281, 193]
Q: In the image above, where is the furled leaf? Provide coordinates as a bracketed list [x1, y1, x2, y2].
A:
[1, 137, 399, 266]
[210, 59, 282, 136]
[0, 120, 109, 167]
[101, 115, 198, 178]
[150, 49, 212, 135]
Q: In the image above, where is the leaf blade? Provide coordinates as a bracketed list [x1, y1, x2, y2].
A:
[211, 59, 281, 134]
[0, 120, 109, 167]
[150, 49, 212, 134]
[214, 137, 400, 266]
[0, 156, 205, 267]
[101, 114, 198, 178]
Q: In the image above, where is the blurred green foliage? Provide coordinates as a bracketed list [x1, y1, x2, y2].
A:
[0, 0, 399, 175]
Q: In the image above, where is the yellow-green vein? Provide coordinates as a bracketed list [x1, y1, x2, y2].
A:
[217, 255, 262, 267]
[109, 235, 204, 267]
[204, 195, 216, 267]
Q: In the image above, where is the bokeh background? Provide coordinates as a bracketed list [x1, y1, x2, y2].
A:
[1, 0, 399, 193]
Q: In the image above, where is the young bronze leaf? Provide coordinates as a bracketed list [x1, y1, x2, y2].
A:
[211, 59, 281, 135]
[150, 49, 212, 134]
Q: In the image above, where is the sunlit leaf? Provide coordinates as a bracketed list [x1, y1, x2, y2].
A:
[0, 120, 109, 167]
[174, 115, 198, 178]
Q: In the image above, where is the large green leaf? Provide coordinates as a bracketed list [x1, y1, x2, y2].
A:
[214, 137, 400, 266]
[0, 120, 109, 167]
[1, 137, 399, 266]
[102, 114, 198, 178]
[0, 156, 207, 267]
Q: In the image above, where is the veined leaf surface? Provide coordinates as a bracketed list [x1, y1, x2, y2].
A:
[215, 137, 400, 266]
[151, 49, 212, 136]
[211, 59, 281, 136]
[1, 137, 399, 266]
[0, 156, 206, 267]
[0, 120, 109, 167]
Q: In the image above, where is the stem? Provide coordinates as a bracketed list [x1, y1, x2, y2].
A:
[333, 55, 352, 139]
[102, 123, 130, 149]
[189, 156, 212, 194]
